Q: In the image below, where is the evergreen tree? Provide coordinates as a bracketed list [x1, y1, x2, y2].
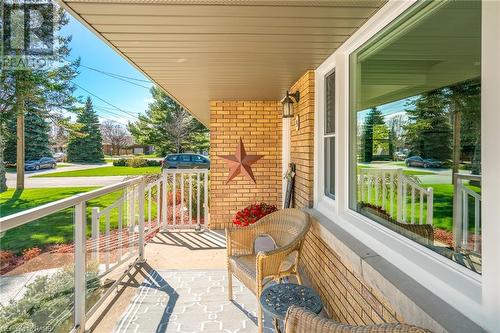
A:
[0, 125, 7, 192]
[128, 86, 209, 156]
[404, 89, 452, 160]
[0, 4, 79, 190]
[67, 97, 104, 162]
[4, 108, 52, 163]
[360, 107, 385, 162]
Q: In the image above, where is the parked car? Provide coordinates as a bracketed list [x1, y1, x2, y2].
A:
[405, 156, 443, 168]
[53, 152, 66, 162]
[162, 153, 210, 169]
[393, 149, 409, 161]
[25, 157, 57, 171]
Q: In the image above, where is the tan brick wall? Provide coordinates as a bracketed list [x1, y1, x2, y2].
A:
[301, 227, 401, 325]
[209, 73, 402, 327]
[286, 72, 402, 325]
[209, 101, 282, 230]
[289, 71, 315, 208]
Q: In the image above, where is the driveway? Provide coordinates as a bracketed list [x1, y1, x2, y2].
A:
[7, 176, 128, 188]
[5, 163, 126, 188]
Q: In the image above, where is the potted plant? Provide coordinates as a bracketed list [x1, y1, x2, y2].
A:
[232, 203, 277, 227]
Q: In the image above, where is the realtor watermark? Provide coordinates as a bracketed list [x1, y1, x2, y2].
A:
[1, 0, 55, 70]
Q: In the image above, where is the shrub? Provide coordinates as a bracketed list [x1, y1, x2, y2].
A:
[113, 158, 127, 166]
[0, 266, 100, 333]
[0, 251, 15, 269]
[126, 158, 148, 168]
[146, 159, 161, 167]
[233, 203, 278, 227]
[22, 247, 42, 261]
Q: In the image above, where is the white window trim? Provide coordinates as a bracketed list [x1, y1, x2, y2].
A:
[314, 0, 499, 330]
[314, 64, 338, 215]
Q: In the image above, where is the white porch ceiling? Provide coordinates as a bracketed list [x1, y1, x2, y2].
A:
[61, 0, 386, 127]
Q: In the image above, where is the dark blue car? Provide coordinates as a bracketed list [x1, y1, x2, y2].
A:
[25, 157, 57, 171]
[162, 153, 210, 169]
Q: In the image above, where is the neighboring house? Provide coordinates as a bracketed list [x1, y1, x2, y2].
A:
[14, 1, 498, 332]
[102, 142, 154, 156]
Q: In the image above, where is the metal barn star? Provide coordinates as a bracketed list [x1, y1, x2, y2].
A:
[219, 138, 263, 184]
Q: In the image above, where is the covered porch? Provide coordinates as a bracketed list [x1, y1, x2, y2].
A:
[1, 0, 499, 332]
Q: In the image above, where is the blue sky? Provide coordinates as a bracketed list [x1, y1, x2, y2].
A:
[61, 15, 153, 125]
[357, 97, 417, 124]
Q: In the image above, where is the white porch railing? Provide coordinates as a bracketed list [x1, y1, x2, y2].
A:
[0, 177, 149, 333]
[453, 173, 482, 253]
[0, 168, 210, 332]
[162, 168, 209, 230]
[359, 168, 433, 225]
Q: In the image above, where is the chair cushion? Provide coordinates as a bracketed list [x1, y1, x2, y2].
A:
[228, 254, 257, 293]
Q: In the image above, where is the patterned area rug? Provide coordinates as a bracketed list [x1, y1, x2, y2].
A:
[113, 270, 275, 333]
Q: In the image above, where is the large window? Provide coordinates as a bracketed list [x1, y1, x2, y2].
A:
[324, 71, 336, 198]
[349, 1, 482, 273]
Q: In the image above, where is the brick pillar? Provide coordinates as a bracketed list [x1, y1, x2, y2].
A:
[209, 101, 282, 230]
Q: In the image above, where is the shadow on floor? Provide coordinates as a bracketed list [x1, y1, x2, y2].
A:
[149, 231, 226, 250]
[89, 262, 179, 333]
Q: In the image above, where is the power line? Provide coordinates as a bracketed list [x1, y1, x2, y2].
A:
[80, 64, 152, 89]
[93, 106, 137, 122]
[74, 82, 140, 119]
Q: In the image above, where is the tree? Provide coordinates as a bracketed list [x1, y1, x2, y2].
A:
[128, 86, 209, 156]
[0, 126, 7, 192]
[0, 5, 79, 190]
[404, 89, 452, 161]
[49, 114, 71, 153]
[360, 107, 385, 162]
[101, 120, 132, 155]
[452, 79, 481, 176]
[4, 108, 52, 163]
[67, 97, 104, 162]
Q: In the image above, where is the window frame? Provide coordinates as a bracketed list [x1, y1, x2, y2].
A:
[314, 0, 499, 328]
[314, 65, 338, 214]
[324, 70, 336, 200]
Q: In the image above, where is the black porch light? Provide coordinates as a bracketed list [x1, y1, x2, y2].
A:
[281, 90, 300, 118]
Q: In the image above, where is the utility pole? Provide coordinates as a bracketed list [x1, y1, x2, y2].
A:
[16, 110, 25, 190]
[451, 99, 461, 185]
[14, 76, 25, 190]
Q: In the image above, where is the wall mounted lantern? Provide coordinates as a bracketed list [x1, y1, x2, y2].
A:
[281, 90, 300, 118]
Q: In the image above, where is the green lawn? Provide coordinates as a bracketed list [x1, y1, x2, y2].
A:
[0, 187, 126, 253]
[358, 182, 481, 232]
[357, 165, 434, 176]
[33, 166, 161, 177]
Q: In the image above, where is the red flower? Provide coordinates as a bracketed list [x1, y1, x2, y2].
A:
[232, 203, 278, 227]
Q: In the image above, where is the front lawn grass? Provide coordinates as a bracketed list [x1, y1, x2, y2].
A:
[358, 182, 481, 232]
[357, 165, 434, 176]
[0, 187, 122, 253]
[33, 166, 161, 177]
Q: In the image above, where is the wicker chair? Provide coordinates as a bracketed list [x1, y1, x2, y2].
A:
[226, 208, 311, 333]
[284, 306, 433, 333]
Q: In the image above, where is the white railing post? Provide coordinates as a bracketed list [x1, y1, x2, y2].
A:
[453, 174, 463, 250]
[74, 201, 87, 332]
[360, 169, 365, 202]
[396, 169, 403, 221]
[197, 172, 201, 228]
[426, 187, 433, 225]
[162, 171, 167, 231]
[138, 180, 146, 262]
[91, 207, 99, 261]
[203, 171, 209, 230]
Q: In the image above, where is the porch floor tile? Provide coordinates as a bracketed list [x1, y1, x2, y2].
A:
[113, 269, 274, 333]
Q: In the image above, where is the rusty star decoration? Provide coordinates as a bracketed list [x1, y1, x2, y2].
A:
[219, 138, 263, 184]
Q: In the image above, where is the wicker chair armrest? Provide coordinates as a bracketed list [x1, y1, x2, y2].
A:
[226, 226, 259, 257]
[256, 238, 302, 279]
[284, 306, 433, 333]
